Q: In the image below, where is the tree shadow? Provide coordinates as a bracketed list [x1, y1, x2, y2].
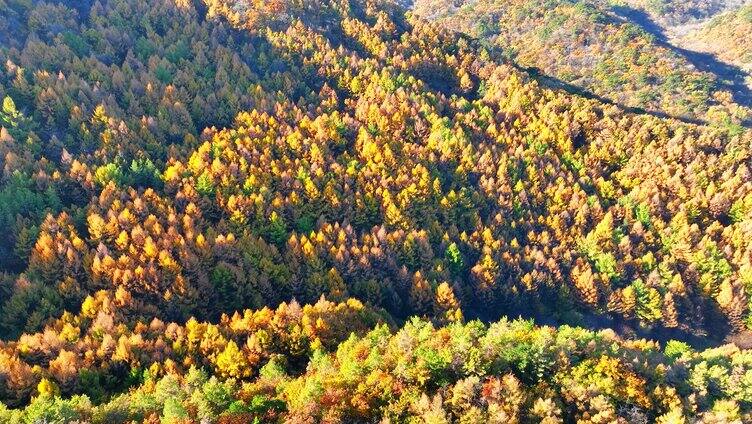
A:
[610, 5, 752, 108]
[464, 293, 733, 350]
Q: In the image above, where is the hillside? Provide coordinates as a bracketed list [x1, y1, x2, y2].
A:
[4, 297, 752, 422]
[682, 4, 752, 71]
[620, 0, 740, 26]
[1, 0, 752, 422]
[410, 0, 751, 122]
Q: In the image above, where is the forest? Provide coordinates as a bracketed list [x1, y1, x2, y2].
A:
[684, 4, 752, 70]
[0, 0, 752, 422]
[410, 0, 751, 122]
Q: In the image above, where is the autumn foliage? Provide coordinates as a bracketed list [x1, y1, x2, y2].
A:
[1, 0, 752, 421]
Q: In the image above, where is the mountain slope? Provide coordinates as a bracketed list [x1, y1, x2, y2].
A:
[682, 4, 752, 72]
[0, 0, 752, 421]
[1, 0, 750, 338]
[620, 0, 741, 26]
[411, 0, 749, 122]
[3, 299, 751, 422]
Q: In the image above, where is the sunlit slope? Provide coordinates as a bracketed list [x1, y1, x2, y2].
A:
[411, 0, 747, 121]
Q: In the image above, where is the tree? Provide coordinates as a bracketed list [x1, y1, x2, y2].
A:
[472, 252, 499, 305]
[572, 260, 599, 308]
[632, 280, 662, 323]
[662, 292, 679, 328]
[435, 282, 463, 323]
[267, 212, 288, 245]
[410, 272, 434, 317]
[215, 340, 252, 379]
[445, 243, 465, 276]
[36, 379, 59, 399]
